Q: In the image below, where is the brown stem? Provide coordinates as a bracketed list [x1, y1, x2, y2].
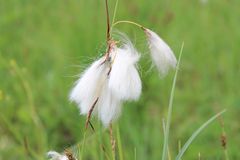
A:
[105, 0, 111, 42]
[85, 98, 99, 130]
[104, 0, 115, 62]
[64, 149, 76, 160]
[109, 123, 116, 160]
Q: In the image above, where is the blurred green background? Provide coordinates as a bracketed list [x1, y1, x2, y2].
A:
[0, 0, 240, 159]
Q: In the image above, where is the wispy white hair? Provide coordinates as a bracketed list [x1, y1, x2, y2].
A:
[97, 82, 122, 127]
[145, 29, 177, 77]
[69, 57, 108, 115]
[69, 32, 143, 127]
[109, 41, 142, 101]
[47, 151, 68, 160]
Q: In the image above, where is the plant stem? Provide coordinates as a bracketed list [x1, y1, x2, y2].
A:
[105, 0, 111, 42]
[109, 123, 116, 160]
[116, 125, 124, 160]
[162, 43, 184, 160]
[111, 0, 119, 27]
[175, 109, 226, 160]
[85, 97, 99, 130]
[112, 20, 145, 30]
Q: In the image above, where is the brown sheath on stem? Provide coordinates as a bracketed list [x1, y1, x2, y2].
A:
[109, 123, 116, 159]
[85, 98, 99, 130]
[64, 149, 76, 160]
[105, 0, 110, 42]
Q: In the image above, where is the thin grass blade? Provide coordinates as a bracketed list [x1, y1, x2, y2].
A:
[162, 43, 184, 160]
[175, 109, 226, 160]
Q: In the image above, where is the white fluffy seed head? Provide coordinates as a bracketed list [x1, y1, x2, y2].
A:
[97, 40, 142, 127]
[47, 151, 68, 160]
[109, 42, 142, 101]
[69, 33, 143, 127]
[145, 28, 177, 77]
[69, 57, 109, 115]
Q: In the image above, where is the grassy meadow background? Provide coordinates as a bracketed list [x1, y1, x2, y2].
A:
[0, 0, 240, 159]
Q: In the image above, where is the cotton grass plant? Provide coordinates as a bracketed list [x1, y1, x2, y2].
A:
[47, 0, 226, 159]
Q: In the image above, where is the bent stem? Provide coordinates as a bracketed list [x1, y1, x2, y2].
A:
[112, 20, 145, 30]
[85, 98, 99, 131]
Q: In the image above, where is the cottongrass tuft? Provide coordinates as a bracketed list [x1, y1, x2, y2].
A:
[69, 57, 109, 115]
[69, 28, 178, 126]
[47, 151, 68, 160]
[97, 82, 122, 127]
[69, 34, 142, 127]
[145, 28, 177, 77]
[109, 42, 141, 101]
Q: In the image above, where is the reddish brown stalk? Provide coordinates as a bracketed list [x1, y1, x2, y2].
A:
[219, 116, 227, 149]
[85, 0, 113, 132]
[104, 0, 116, 62]
[64, 149, 76, 160]
[105, 0, 110, 42]
[109, 123, 116, 159]
[85, 98, 99, 130]
[221, 134, 227, 149]
[101, 144, 111, 160]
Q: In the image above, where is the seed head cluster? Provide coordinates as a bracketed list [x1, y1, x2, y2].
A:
[70, 29, 177, 127]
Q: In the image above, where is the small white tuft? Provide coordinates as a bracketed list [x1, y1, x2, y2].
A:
[69, 57, 109, 115]
[109, 42, 142, 101]
[145, 29, 177, 77]
[47, 151, 68, 160]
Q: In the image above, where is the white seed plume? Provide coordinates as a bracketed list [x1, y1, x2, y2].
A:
[145, 28, 177, 77]
[109, 42, 141, 101]
[97, 39, 142, 126]
[69, 57, 109, 115]
[97, 81, 122, 127]
[47, 151, 68, 160]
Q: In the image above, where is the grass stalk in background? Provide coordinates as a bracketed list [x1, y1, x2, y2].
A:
[116, 125, 124, 160]
[162, 42, 184, 160]
[219, 117, 229, 160]
[111, 0, 119, 27]
[0, 113, 39, 159]
[175, 109, 226, 160]
[162, 119, 172, 160]
[79, 130, 87, 160]
[109, 124, 116, 160]
[161, 42, 226, 160]
[134, 147, 137, 160]
[9, 60, 47, 156]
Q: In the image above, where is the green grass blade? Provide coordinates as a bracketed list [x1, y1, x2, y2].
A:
[162, 43, 184, 160]
[116, 125, 124, 160]
[134, 147, 137, 160]
[175, 109, 226, 160]
[111, 0, 119, 26]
